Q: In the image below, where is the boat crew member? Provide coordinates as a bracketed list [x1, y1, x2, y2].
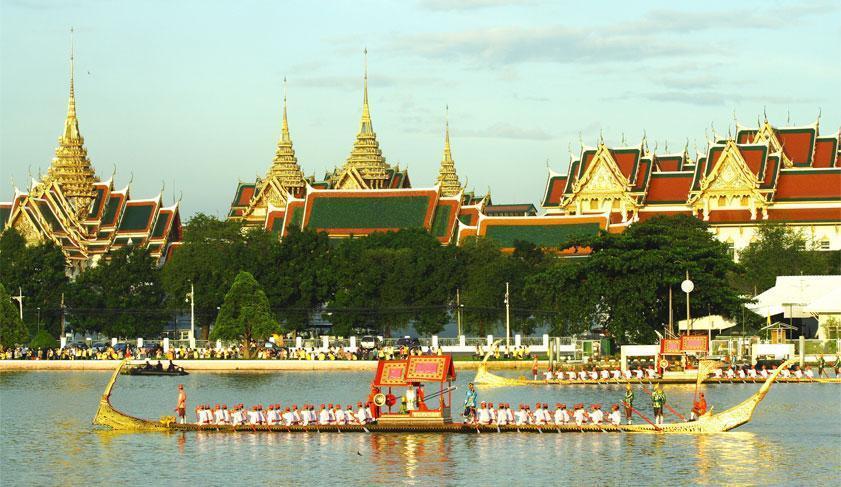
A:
[622, 369, 632, 380]
[477, 402, 491, 424]
[496, 404, 508, 426]
[793, 366, 803, 379]
[817, 354, 826, 377]
[532, 356, 539, 380]
[623, 384, 634, 425]
[554, 403, 569, 425]
[214, 404, 225, 424]
[759, 365, 769, 378]
[833, 355, 841, 376]
[292, 405, 301, 424]
[176, 384, 187, 424]
[222, 404, 230, 424]
[328, 404, 337, 423]
[345, 405, 355, 423]
[356, 402, 368, 424]
[464, 383, 478, 423]
[318, 404, 330, 425]
[578, 369, 588, 381]
[600, 369, 610, 380]
[608, 405, 622, 426]
[780, 367, 791, 378]
[533, 403, 545, 425]
[590, 404, 604, 424]
[737, 368, 746, 379]
[690, 393, 707, 421]
[406, 385, 417, 412]
[611, 369, 622, 380]
[284, 407, 296, 426]
[488, 403, 496, 423]
[416, 384, 427, 411]
[747, 367, 757, 379]
[567, 370, 576, 380]
[573, 404, 586, 426]
[589, 370, 599, 381]
[231, 405, 243, 425]
[335, 404, 347, 424]
[515, 404, 528, 425]
[651, 385, 666, 425]
[266, 405, 277, 425]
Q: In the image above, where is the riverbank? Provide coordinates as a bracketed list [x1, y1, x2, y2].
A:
[0, 359, 538, 372]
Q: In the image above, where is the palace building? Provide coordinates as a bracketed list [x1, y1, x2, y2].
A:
[227, 60, 618, 253]
[543, 118, 841, 257]
[0, 45, 182, 272]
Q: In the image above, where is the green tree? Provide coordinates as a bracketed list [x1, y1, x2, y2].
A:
[162, 214, 270, 338]
[525, 258, 596, 336]
[737, 223, 837, 294]
[553, 215, 742, 344]
[0, 283, 29, 347]
[457, 237, 510, 336]
[30, 330, 57, 350]
[211, 271, 280, 358]
[68, 245, 168, 337]
[255, 228, 334, 332]
[0, 229, 69, 337]
[328, 230, 457, 337]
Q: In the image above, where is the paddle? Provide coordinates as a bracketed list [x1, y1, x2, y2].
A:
[621, 401, 661, 432]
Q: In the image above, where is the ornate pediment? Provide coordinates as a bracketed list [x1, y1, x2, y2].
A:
[690, 140, 768, 220]
[562, 145, 639, 220]
[333, 166, 369, 190]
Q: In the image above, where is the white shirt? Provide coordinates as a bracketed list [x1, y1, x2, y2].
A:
[578, 371, 588, 381]
[318, 409, 330, 425]
[283, 411, 294, 425]
[623, 370, 632, 379]
[805, 369, 814, 378]
[506, 408, 514, 423]
[781, 369, 791, 378]
[589, 371, 599, 380]
[405, 388, 417, 411]
[292, 410, 302, 424]
[713, 369, 723, 378]
[543, 371, 553, 380]
[748, 369, 757, 378]
[573, 409, 586, 425]
[489, 408, 497, 422]
[794, 369, 803, 378]
[335, 409, 346, 424]
[760, 369, 769, 378]
[223, 410, 230, 423]
[344, 409, 355, 422]
[515, 410, 528, 425]
[214, 409, 225, 424]
[567, 371, 576, 380]
[543, 409, 552, 423]
[496, 409, 508, 425]
[533, 408, 545, 424]
[232, 410, 243, 425]
[477, 407, 491, 424]
[554, 409, 567, 424]
[590, 410, 604, 424]
[646, 368, 657, 378]
[608, 411, 621, 425]
[725, 369, 735, 378]
[301, 411, 310, 426]
[247, 411, 260, 425]
[634, 370, 644, 379]
[737, 369, 746, 378]
[328, 409, 336, 423]
[612, 370, 621, 379]
[356, 407, 367, 424]
[600, 370, 610, 379]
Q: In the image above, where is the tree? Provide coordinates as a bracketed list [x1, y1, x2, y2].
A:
[30, 330, 57, 350]
[736, 223, 838, 294]
[162, 214, 272, 338]
[255, 228, 334, 332]
[0, 283, 29, 347]
[457, 237, 510, 336]
[327, 230, 458, 337]
[0, 229, 69, 337]
[68, 245, 168, 337]
[539, 215, 743, 344]
[211, 271, 280, 358]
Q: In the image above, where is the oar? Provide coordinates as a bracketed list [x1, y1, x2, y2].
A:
[621, 401, 660, 432]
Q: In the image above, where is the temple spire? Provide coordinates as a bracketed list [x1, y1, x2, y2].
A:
[262, 77, 304, 193]
[40, 26, 97, 216]
[336, 48, 389, 188]
[436, 105, 462, 197]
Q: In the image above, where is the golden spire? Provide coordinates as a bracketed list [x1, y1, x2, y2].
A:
[339, 48, 389, 188]
[263, 77, 305, 192]
[41, 27, 98, 216]
[436, 105, 462, 197]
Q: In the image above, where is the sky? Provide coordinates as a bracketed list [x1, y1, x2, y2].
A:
[1, 0, 839, 218]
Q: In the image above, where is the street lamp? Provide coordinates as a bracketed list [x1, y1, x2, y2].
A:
[504, 282, 511, 351]
[681, 272, 694, 335]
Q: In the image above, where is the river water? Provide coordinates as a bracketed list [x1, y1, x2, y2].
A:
[1, 369, 839, 486]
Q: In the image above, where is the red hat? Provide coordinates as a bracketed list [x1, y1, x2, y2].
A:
[285, 407, 290, 412]
[347, 405, 352, 409]
[560, 404, 567, 408]
[525, 405, 530, 409]
[222, 404, 227, 409]
[556, 403, 562, 407]
[320, 404, 325, 409]
[293, 404, 298, 409]
[612, 404, 620, 410]
[215, 404, 220, 408]
[536, 403, 541, 408]
[357, 402, 363, 407]
[328, 403, 334, 408]
[488, 403, 494, 408]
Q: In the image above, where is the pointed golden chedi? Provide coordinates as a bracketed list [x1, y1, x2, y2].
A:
[261, 78, 305, 193]
[436, 107, 462, 197]
[41, 34, 98, 216]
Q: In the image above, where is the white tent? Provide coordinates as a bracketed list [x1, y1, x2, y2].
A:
[678, 314, 737, 332]
[746, 275, 841, 319]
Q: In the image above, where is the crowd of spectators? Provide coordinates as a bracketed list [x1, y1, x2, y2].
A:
[0, 343, 447, 361]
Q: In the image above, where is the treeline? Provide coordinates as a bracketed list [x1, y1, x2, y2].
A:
[1, 214, 838, 346]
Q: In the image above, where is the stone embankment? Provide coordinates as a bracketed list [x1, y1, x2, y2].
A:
[0, 359, 536, 372]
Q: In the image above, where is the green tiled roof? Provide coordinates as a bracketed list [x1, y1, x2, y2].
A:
[119, 204, 154, 231]
[101, 196, 122, 226]
[484, 222, 600, 248]
[430, 204, 452, 238]
[306, 195, 431, 230]
[87, 187, 106, 219]
[151, 212, 169, 238]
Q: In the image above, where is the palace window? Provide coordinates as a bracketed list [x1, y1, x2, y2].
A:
[727, 241, 736, 259]
[819, 239, 830, 250]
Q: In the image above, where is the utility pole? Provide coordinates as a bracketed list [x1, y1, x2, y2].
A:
[11, 287, 24, 320]
[60, 293, 66, 338]
[455, 288, 462, 337]
[668, 286, 673, 337]
[681, 271, 694, 335]
[505, 282, 511, 351]
[186, 282, 195, 348]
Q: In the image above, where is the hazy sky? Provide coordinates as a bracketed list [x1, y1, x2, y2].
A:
[2, 0, 839, 218]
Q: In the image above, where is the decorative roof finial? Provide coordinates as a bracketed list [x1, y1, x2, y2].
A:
[598, 128, 604, 145]
[69, 27, 75, 116]
[817, 107, 822, 130]
[281, 76, 290, 143]
[664, 140, 669, 152]
[621, 132, 626, 145]
[763, 106, 768, 123]
[436, 104, 461, 197]
[786, 109, 791, 126]
[732, 108, 737, 126]
[578, 131, 583, 149]
[361, 47, 371, 133]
